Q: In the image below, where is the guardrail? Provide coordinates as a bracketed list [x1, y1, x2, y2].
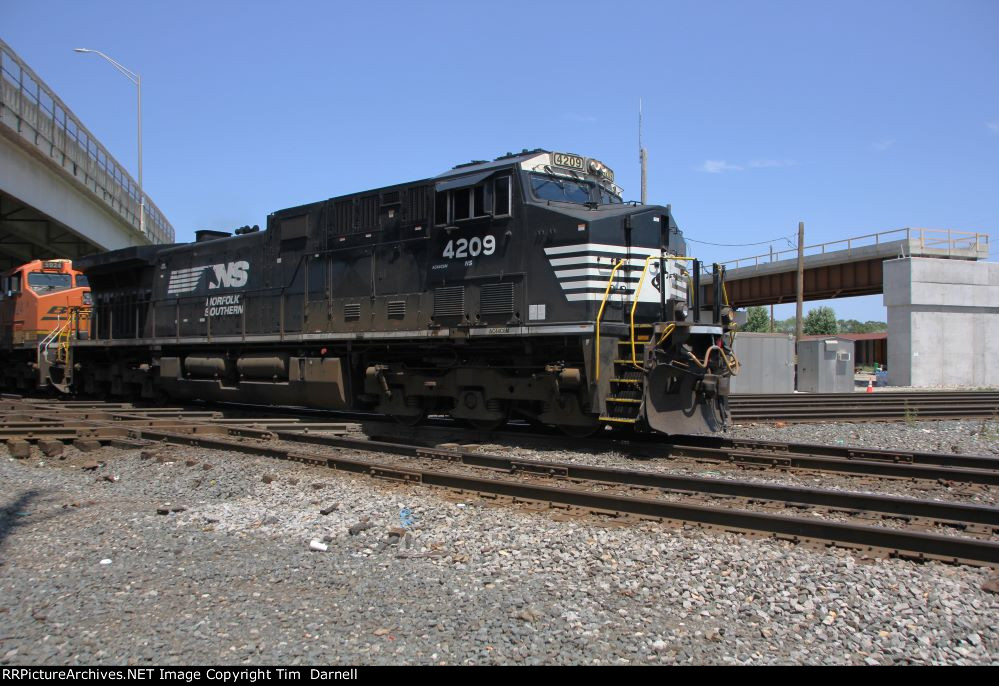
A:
[0, 38, 174, 245]
[718, 228, 989, 271]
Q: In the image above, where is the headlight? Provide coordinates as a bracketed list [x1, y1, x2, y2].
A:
[82, 292, 93, 305]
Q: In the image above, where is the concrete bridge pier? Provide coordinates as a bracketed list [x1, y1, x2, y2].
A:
[884, 257, 999, 387]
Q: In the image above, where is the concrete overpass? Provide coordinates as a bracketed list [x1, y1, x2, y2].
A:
[0, 38, 174, 271]
[705, 228, 989, 308]
[703, 228, 995, 388]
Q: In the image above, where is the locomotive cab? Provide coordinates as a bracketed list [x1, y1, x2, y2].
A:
[0, 259, 91, 390]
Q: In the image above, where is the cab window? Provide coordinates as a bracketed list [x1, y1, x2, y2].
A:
[530, 173, 592, 204]
[76, 274, 89, 288]
[28, 272, 73, 292]
[434, 181, 500, 225]
[600, 187, 623, 204]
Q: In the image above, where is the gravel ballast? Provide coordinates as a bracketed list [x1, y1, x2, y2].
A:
[0, 420, 997, 665]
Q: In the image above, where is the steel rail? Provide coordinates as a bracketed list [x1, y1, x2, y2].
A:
[262, 431, 999, 528]
[3, 398, 997, 565]
[12, 400, 997, 525]
[360, 421, 999, 484]
[104, 426, 999, 567]
[729, 391, 999, 423]
[667, 435, 999, 472]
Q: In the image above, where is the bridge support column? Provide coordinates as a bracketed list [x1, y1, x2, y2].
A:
[884, 257, 999, 387]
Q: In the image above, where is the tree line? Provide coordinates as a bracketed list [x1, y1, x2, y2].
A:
[741, 305, 887, 335]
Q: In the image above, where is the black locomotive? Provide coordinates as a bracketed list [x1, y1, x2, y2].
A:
[72, 149, 737, 435]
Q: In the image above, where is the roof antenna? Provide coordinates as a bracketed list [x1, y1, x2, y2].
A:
[639, 98, 648, 205]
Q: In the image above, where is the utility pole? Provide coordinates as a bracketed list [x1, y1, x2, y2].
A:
[769, 244, 775, 332]
[639, 99, 648, 205]
[795, 221, 805, 344]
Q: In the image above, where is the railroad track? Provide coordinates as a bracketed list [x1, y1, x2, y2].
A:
[365, 421, 999, 486]
[729, 390, 999, 423]
[1, 397, 998, 567]
[7, 396, 999, 484]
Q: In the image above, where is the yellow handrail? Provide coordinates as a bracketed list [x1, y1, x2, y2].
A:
[594, 259, 626, 382]
[629, 255, 696, 367]
[629, 255, 658, 366]
[656, 323, 676, 346]
[55, 307, 87, 364]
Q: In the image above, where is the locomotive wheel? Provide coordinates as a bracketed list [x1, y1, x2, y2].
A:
[462, 398, 510, 432]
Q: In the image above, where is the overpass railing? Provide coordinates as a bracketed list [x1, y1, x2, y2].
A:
[0, 38, 174, 245]
[718, 228, 989, 271]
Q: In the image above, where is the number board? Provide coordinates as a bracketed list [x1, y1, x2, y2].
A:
[42, 261, 63, 270]
[552, 153, 584, 171]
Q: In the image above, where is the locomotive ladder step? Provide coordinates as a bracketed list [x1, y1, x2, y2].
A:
[600, 336, 647, 424]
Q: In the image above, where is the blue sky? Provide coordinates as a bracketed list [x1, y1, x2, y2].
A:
[5, 0, 998, 321]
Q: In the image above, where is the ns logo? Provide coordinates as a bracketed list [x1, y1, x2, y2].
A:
[209, 261, 249, 289]
[166, 260, 250, 295]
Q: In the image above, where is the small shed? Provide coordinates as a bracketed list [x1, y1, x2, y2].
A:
[802, 332, 886, 369]
[797, 337, 855, 393]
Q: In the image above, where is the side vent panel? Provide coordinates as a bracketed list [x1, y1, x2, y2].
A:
[480, 283, 515, 316]
[433, 287, 465, 317]
[344, 303, 361, 321]
[387, 300, 406, 319]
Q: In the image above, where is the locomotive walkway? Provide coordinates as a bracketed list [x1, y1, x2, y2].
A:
[0, 38, 174, 270]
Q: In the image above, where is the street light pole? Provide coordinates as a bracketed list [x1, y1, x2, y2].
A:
[74, 48, 144, 238]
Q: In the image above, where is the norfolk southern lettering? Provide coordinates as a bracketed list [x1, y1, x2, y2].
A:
[205, 293, 243, 317]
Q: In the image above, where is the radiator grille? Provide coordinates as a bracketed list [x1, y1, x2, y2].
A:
[433, 287, 465, 317]
[387, 300, 406, 319]
[344, 303, 361, 321]
[358, 195, 379, 232]
[406, 184, 430, 223]
[332, 199, 353, 235]
[480, 283, 515, 315]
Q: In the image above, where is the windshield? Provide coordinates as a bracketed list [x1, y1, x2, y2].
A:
[530, 173, 622, 205]
[28, 272, 72, 293]
[600, 187, 623, 204]
[530, 173, 592, 204]
[76, 274, 89, 288]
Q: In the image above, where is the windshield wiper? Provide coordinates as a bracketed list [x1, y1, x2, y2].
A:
[540, 166, 567, 190]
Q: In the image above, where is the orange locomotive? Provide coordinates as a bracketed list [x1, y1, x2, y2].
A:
[0, 259, 90, 390]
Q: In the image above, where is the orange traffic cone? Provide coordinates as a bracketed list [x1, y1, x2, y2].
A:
[866, 376, 874, 393]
